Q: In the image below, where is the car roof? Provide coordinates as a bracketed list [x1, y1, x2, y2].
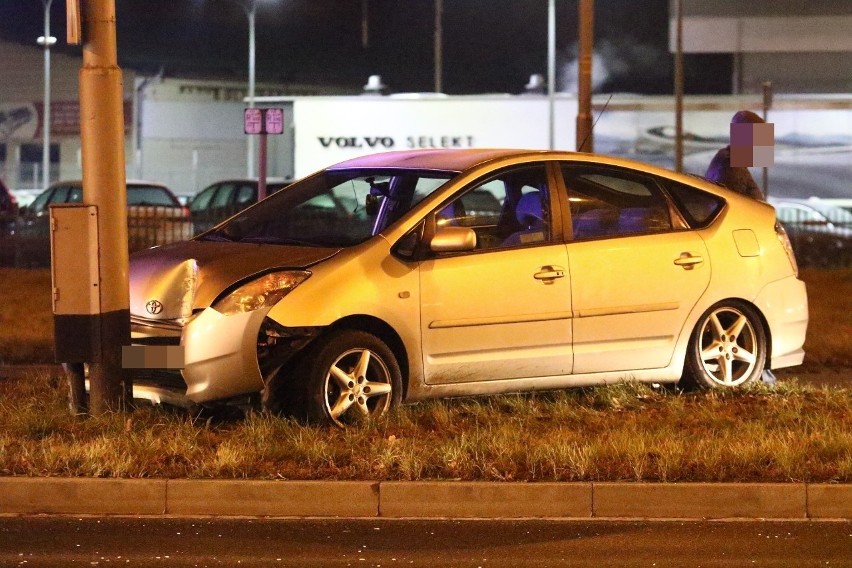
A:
[48, 179, 171, 189]
[207, 178, 291, 184]
[327, 149, 558, 172]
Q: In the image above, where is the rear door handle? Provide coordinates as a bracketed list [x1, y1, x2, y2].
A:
[673, 253, 704, 269]
[534, 265, 566, 281]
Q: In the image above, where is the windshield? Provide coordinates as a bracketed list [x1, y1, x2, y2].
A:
[200, 168, 456, 247]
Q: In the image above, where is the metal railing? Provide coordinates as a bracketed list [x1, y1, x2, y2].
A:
[0, 207, 194, 268]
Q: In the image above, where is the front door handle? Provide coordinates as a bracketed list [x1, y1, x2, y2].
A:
[534, 265, 566, 281]
[674, 253, 704, 269]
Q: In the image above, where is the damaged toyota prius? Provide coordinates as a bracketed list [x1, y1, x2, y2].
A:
[129, 149, 808, 426]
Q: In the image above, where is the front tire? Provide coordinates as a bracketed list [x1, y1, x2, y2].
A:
[296, 329, 402, 427]
[681, 301, 767, 390]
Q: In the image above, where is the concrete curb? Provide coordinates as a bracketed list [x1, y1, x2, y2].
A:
[0, 479, 848, 519]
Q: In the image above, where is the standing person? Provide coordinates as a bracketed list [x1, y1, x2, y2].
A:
[704, 110, 771, 200]
[706, 110, 778, 384]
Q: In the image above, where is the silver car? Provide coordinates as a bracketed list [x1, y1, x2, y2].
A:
[129, 149, 808, 426]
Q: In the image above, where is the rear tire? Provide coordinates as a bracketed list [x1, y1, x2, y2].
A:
[681, 301, 766, 390]
[295, 329, 402, 427]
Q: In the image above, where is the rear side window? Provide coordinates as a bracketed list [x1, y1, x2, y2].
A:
[235, 184, 256, 205]
[128, 185, 179, 207]
[665, 181, 725, 228]
[189, 184, 218, 212]
[560, 165, 672, 239]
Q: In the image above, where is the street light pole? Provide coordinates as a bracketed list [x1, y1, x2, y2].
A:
[223, 0, 258, 177]
[674, 0, 684, 173]
[547, 0, 555, 150]
[576, 0, 594, 153]
[38, 0, 56, 189]
[434, 0, 443, 93]
[246, 0, 256, 178]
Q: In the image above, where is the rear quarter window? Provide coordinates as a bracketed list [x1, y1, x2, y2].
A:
[665, 181, 725, 229]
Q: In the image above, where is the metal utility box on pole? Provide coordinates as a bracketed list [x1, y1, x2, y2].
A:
[576, 0, 594, 153]
[52, 0, 131, 414]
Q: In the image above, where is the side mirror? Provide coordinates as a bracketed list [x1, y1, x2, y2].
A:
[430, 226, 477, 253]
[366, 194, 381, 216]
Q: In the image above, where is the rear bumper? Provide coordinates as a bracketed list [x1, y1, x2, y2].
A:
[754, 276, 809, 370]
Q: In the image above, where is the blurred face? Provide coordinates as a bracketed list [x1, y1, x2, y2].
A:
[730, 121, 774, 167]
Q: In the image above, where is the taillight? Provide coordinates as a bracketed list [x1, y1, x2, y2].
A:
[775, 221, 798, 276]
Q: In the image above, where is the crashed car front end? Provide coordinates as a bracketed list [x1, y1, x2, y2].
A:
[127, 241, 338, 406]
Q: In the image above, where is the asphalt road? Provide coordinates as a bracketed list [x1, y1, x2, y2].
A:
[0, 518, 849, 567]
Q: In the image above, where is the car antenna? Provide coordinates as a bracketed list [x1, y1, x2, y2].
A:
[578, 93, 614, 153]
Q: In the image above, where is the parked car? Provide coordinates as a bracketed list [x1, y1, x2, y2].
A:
[13, 180, 192, 267]
[0, 177, 17, 214]
[127, 149, 808, 426]
[0, 178, 18, 265]
[189, 178, 292, 234]
[769, 197, 852, 268]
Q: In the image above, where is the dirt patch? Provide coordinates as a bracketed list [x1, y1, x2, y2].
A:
[776, 364, 850, 389]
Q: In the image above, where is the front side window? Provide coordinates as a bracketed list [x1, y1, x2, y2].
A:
[561, 165, 672, 239]
[203, 168, 456, 248]
[48, 185, 72, 205]
[435, 165, 551, 251]
[210, 184, 236, 208]
[29, 187, 53, 214]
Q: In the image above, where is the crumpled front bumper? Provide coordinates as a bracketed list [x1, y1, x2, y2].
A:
[130, 305, 271, 404]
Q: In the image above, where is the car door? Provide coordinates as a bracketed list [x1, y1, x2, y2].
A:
[419, 163, 573, 384]
[560, 164, 710, 374]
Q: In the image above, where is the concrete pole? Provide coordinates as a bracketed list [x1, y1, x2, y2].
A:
[79, 0, 131, 414]
[576, 0, 594, 153]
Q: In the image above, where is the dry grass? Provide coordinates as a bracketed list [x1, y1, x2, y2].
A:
[798, 268, 852, 366]
[0, 370, 849, 482]
[0, 268, 53, 364]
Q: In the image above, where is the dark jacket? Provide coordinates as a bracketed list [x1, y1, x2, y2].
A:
[705, 146, 764, 200]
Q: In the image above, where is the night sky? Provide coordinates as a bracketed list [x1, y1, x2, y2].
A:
[0, 0, 730, 95]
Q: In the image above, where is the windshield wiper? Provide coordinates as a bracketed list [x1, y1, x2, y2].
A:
[198, 232, 234, 242]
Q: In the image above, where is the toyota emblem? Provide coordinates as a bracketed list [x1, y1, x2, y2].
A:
[146, 300, 164, 315]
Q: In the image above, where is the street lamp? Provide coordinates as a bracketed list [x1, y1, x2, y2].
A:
[225, 0, 259, 178]
[38, 0, 56, 189]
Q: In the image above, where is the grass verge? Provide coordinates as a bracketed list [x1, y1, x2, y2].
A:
[1, 369, 849, 482]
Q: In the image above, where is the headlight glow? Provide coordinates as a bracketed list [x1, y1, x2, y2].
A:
[213, 271, 310, 315]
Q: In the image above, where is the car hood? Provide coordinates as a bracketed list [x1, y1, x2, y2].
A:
[129, 240, 341, 320]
